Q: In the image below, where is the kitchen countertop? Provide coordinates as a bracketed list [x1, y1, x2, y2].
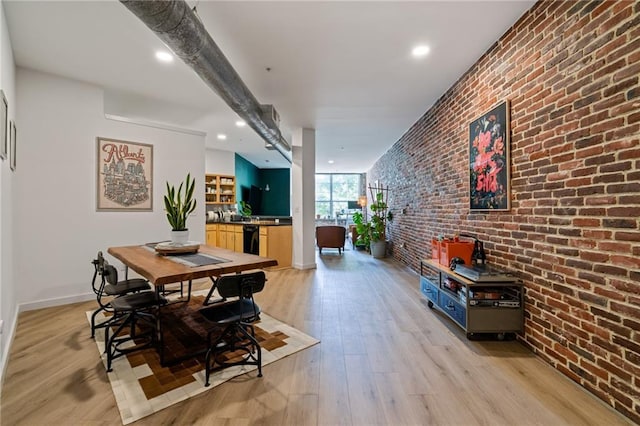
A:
[206, 220, 291, 226]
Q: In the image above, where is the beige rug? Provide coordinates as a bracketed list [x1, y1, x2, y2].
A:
[88, 293, 319, 425]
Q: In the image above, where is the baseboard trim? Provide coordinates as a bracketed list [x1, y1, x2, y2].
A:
[0, 292, 94, 387]
[0, 308, 20, 392]
[19, 292, 94, 313]
[293, 262, 317, 270]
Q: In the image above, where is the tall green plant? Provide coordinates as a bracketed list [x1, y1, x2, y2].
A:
[352, 189, 389, 249]
[352, 210, 370, 249]
[369, 191, 387, 242]
[164, 173, 197, 231]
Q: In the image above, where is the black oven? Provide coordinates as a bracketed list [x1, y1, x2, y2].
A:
[243, 225, 259, 254]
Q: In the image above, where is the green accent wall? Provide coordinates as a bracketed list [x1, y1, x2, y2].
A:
[235, 154, 290, 216]
[235, 154, 260, 209]
[259, 168, 290, 216]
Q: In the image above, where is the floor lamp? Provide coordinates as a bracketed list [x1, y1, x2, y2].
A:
[358, 195, 368, 222]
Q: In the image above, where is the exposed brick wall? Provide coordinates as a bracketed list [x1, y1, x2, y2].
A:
[368, 0, 640, 421]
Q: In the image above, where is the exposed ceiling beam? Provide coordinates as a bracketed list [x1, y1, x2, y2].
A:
[120, 0, 292, 162]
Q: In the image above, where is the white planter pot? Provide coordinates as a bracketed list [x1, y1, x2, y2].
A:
[370, 240, 386, 258]
[171, 230, 189, 244]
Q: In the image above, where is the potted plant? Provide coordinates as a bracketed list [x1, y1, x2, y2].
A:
[352, 210, 370, 250]
[238, 201, 252, 218]
[164, 173, 197, 244]
[368, 190, 388, 258]
[352, 188, 389, 258]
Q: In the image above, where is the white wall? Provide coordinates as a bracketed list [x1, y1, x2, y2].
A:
[0, 0, 16, 379]
[205, 148, 235, 175]
[14, 68, 206, 308]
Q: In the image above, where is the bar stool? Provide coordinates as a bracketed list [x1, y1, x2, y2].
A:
[90, 251, 150, 338]
[102, 264, 167, 372]
[199, 271, 266, 386]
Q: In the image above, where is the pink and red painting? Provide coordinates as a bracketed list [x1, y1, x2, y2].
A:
[469, 100, 510, 211]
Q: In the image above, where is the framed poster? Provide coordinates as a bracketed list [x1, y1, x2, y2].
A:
[9, 120, 16, 171]
[97, 137, 153, 211]
[0, 90, 6, 160]
[469, 99, 511, 211]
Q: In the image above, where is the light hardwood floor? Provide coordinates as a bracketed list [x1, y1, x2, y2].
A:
[1, 249, 633, 425]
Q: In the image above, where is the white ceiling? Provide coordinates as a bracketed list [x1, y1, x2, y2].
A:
[4, 0, 535, 172]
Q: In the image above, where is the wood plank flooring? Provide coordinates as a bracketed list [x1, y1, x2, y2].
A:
[1, 248, 633, 425]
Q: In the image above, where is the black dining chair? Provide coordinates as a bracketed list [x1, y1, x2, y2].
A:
[199, 271, 266, 386]
[103, 264, 167, 372]
[90, 251, 151, 338]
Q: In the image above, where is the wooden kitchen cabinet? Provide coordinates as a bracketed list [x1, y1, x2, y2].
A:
[259, 225, 292, 269]
[259, 227, 268, 258]
[218, 224, 229, 249]
[234, 225, 243, 253]
[215, 224, 243, 253]
[205, 223, 292, 268]
[205, 224, 218, 246]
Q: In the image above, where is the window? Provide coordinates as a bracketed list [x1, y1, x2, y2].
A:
[315, 174, 361, 219]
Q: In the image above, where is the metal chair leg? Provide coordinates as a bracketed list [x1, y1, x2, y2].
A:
[91, 306, 105, 338]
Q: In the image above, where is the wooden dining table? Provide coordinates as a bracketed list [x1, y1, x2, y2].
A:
[107, 243, 278, 365]
[108, 243, 278, 287]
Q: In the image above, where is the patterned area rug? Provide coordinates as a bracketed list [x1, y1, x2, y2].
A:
[88, 292, 319, 425]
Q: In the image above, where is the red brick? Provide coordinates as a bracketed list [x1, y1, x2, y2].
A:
[618, 148, 640, 160]
[580, 358, 610, 381]
[580, 251, 610, 263]
[607, 182, 640, 194]
[603, 218, 637, 228]
[575, 144, 604, 158]
[593, 173, 625, 184]
[603, 78, 639, 98]
[607, 207, 640, 217]
[600, 134, 638, 151]
[368, 1, 640, 421]
[605, 124, 640, 141]
[610, 279, 640, 295]
[592, 92, 626, 113]
[610, 255, 640, 269]
[615, 232, 640, 242]
[583, 229, 613, 240]
[598, 241, 633, 252]
[585, 196, 616, 206]
[566, 177, 591, 187]
[611, 302, 640, 320]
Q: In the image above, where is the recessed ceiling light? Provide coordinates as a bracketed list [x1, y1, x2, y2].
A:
[217, 134, 227, 140]
[235, 120, 246, 127]
[155, 51, 174, 63]
[411, 45, 430, 58]
[328, 160, 334, 164]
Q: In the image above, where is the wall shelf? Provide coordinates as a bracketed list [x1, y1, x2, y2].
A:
[205, 174, 236, 205]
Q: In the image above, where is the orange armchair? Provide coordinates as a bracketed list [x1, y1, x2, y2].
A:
[316, 226, 346, 254]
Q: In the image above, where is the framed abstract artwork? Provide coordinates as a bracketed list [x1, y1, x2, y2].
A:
[469, 99, 511, 211]
[9, 120, 16, 171]
[96, 137, 153, 211]
[0, 91, 6, 161]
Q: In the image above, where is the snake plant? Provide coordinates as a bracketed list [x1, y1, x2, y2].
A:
[164, 173, 197, 231]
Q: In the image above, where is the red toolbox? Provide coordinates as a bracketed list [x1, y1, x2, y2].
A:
[431, 239, 441, 261]
[439, 240, 474, 267]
